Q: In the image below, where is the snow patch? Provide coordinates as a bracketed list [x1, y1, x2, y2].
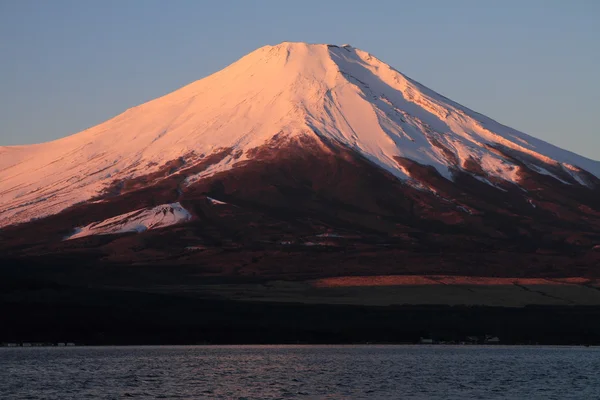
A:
[207, 196, 227, 205]
[65, 202, 191, 240]
[473, 176, 508, 192]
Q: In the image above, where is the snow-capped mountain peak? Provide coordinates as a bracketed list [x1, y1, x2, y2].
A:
[1, 42, 598, 228]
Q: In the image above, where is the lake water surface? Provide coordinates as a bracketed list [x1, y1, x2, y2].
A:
[2, 345, 599, 399]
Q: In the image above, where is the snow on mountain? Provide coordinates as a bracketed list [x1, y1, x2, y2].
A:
[1, 42, 599, 228]
[65, 203, 191, 240]
[207, 197, 228, 205]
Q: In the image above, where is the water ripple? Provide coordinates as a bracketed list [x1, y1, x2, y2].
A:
[2, 345, 600, 399]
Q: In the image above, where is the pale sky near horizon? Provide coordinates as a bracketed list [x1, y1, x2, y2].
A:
[1, 0, 599, 160]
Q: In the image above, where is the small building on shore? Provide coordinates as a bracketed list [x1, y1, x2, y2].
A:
[485, 335, 501, 344]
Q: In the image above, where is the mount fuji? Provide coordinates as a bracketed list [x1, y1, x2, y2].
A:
[1, 42, 599, 279]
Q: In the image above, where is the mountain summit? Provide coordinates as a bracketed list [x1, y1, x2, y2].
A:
[1, 42, 598, 229]
[1, 42, 599, 278]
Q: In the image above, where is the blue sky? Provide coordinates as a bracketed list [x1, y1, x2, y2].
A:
[1, 0, 598, 160]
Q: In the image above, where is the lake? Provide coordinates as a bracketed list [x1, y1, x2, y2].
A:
[1, 345, 599, 399]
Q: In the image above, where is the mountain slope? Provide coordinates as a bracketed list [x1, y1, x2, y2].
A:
[1, 42, 598, 229]
[1, 132, 599, 280]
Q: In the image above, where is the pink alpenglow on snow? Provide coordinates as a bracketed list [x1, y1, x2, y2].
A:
[1, 42, 598, 228]
[65, 203, 191, 240]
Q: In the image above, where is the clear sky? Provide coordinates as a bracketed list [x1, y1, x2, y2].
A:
[1, 0, 598, 160]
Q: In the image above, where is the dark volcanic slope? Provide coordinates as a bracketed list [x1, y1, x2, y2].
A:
[2, 134, 599, 279]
